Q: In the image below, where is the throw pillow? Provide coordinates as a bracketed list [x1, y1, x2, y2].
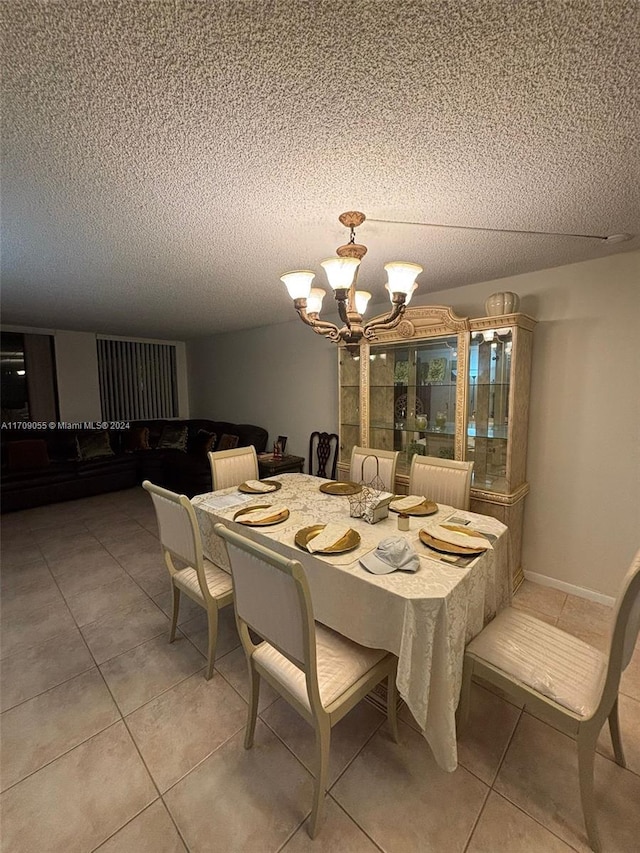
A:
[193, 429, 217, 454]
[7, 440, 50, 471]
[217, 433, 240, 451]
[157, 424, 188, 452]
[76, 431, 114, 461]
[125, 426, 151, 452]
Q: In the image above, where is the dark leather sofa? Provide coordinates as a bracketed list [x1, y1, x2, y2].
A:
[0, 418, 268, 513]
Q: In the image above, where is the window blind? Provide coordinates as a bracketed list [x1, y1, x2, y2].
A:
[97, 339, 178, 421]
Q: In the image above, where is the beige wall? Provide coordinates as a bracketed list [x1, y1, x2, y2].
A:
[188, 249, 640, 597]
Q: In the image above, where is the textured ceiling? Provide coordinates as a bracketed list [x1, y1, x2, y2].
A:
[2, 0, 639, 340]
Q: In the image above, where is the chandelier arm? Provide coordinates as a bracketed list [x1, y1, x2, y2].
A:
[363, 302, 406, 338]
[294, 302, 343, 339]
[335, 293, 351, 328]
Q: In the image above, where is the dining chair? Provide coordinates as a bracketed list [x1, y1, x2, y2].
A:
[214, 521, 399, 838]
[143, 480, 234, 679]
[308, 431, 339, 479]
[408, 455, 474, 509]
[457, 549, 640, 853]
[208, 445, 258, 490]
[350, 446, 399, 492]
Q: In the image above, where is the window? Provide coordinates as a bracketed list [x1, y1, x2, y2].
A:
[97, 338, 178, 421]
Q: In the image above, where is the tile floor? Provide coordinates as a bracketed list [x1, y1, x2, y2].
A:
[1, 487, 639, 852]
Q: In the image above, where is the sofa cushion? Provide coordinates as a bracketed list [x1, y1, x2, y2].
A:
[157, 424, 188, 452]
[217, 433, 239, 451]
[7, 440, 50, 471]
[76, 431, 114, 461]
[191, 429, 217, 455]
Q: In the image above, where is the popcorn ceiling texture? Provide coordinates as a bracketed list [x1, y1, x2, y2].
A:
[2, 0, 639, 339]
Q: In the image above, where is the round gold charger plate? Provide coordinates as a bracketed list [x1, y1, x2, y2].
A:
[419, 529, 486, 556]
[238, 480, 282, 494]
[295, 524, 361, 554]
[390, 499, 438, 516]
[233, 505, 290, 526]
[319, 481, 363, 496]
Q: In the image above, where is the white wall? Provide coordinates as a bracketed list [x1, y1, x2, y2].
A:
[188, 318, 338, 461]
[188, 250, 640, 597]
[54, 331, 103, 421]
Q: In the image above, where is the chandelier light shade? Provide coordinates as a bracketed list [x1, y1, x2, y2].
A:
[281, 211, 422, 348]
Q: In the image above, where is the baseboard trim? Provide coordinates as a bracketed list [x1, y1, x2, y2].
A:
[523, 570, 615, 608]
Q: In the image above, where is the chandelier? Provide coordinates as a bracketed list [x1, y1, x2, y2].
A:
[280, 211, 422, 349]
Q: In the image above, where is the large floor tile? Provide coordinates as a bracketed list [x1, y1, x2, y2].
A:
[80, 597, 170, 664]
[1, 668, 120, 791]
[456, 682, 521, 785]
[178, 604, 240, 661]
[0, 541, 44, 568]
[0, 722, 157, 853]
[215, 645, 280, 711]
[0, 628, 94, 712]
[54, 554, 128, 599]
[467, 791, 575, 852]
[164, 721, 314, 853]
[95, 800, 186, 852]
[495, 711, 640, 851]
[512, 580, 566, 619]
[100, 633, 205, 714]
[261, 696, 384, 786]
[101, 528, 161, 559]
[126, 669, 246, 791]
[38, 531, 103, 562]
[0, 573, 65, 619]
[64, 574, 151, 626]
[154, 588, 206, 624]
[331, 720, 488, 852]
[0, 598, 76, 660]
[45, 542, 120, 579]
[124, 562, 168, 596]
[0, 557, 52, 594]
[280, 796, 380, 852]
[597, 694, 640, 776]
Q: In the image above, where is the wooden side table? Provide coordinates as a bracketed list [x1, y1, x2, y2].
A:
[258, 453, 305, 478]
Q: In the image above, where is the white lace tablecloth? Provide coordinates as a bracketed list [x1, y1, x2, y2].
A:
[192, 473, 512, 771]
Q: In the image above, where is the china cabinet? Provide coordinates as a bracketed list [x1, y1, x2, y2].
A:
[337, 306, 536, 583]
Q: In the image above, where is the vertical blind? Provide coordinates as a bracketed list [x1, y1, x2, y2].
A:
[97, 339, 178, 421]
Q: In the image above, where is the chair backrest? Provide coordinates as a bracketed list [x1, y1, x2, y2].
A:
[600, 550, 640, 709]
[209, 446, 258, 490]
[350, 446, 399, 492]
[309, 431, 339, 479]
[214, 523, 318, 679]
[408, 455, 474, 509]
[142, 479, 213, 602]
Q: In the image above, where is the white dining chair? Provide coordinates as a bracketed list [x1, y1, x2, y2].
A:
[214, 521, 399, 838]
[350, 446, 399, 492]
[457, 549, 640, 853]
[408, 455, 474, 509]
[143, 480, 234, 679]
[208, 445, 258, 490]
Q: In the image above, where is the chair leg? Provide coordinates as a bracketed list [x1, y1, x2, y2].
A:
[577, 729, 601, 853]
[244, 659, 260, 750]
[456, 655, 473, 733]
[205, 607, 218, 680]
[308, 717, 331, 839]
[169, 585, 180, 643]
[387, 671, 399, 743]
[608, 697, 626, 767]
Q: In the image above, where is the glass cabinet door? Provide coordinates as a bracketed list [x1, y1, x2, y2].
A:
[467, 328, 512, 493]
[369, 336, 459, 478]
[338, 348, 361, 467]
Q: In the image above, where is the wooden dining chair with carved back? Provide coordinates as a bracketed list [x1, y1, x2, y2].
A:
[308, 431, 339, 480]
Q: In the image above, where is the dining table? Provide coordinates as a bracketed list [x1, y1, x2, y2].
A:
[192, 472, 512, 772]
